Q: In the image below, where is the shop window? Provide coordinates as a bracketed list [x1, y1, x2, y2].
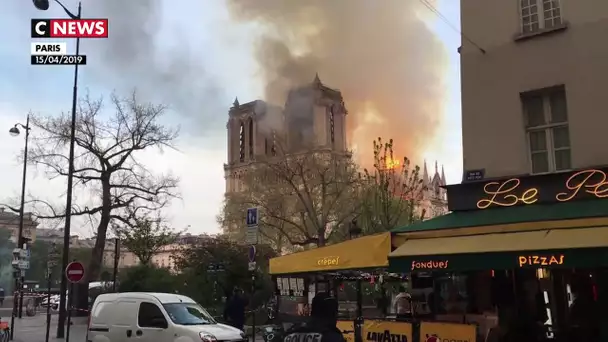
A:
[336, 281, 358, 320]
[435, 274, 469, 315]
[522, 85, 570, 174]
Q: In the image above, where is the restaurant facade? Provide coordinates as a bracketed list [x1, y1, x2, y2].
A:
[388, 166, 608, 341]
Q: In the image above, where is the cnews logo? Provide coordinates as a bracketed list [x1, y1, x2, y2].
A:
[31, 19, 108, 38]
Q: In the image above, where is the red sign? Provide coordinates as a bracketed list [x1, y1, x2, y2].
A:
[65, 261, 85, 283]
[31, 19, 109, 38]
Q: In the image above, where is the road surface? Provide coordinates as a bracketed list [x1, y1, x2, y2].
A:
[9, 314, 266, 342]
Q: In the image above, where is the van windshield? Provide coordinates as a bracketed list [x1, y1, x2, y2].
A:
[163, 303, 217, 325]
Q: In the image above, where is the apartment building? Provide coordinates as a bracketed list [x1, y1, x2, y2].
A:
[460, 0, 608, 178]
[0, 208, 37, 242]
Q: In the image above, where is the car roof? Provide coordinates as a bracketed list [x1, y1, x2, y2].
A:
[96, 292, 196, 304]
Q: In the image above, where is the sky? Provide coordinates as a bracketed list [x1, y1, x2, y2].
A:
[0, 0, 462, 237]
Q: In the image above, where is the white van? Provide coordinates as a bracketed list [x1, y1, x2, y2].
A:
[87, 292, 246, 342]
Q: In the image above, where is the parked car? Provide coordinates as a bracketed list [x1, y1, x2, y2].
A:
[87, 292, 247, 342]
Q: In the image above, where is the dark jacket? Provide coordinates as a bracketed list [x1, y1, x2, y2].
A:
[224, 294, 248, 325]
[284, 317, 345, 342]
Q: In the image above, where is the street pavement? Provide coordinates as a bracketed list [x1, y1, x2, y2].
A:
[10, 315, 87, 342]
[9, 314, 266, 342]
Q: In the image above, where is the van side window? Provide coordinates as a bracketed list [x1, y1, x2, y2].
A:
[138, 302, 167, 327]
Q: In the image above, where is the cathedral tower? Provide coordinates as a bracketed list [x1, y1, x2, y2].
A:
[283, 74, 348, 152]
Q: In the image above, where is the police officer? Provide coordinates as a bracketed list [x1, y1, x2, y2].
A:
[284, 292, 345, 342]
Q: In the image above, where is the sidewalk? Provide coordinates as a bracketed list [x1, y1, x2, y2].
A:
[11, 315, 87, 342]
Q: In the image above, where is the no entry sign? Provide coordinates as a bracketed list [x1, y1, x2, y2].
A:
[65, 261, 85, 283]
[248, 245, 256, 263]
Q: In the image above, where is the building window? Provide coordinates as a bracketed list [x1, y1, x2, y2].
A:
[239, 122, 245, 162]
[329, 106, 335, 145]
[522, 86, 570, 174]
[520, 0, 562, 34]
[271, 130, 277, 156]
[248, 118, 254, 158]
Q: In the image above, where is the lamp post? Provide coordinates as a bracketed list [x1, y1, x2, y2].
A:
[32, 0, 81, 338]
[8, 116, 31, 340]
[347, 219, 363, 342]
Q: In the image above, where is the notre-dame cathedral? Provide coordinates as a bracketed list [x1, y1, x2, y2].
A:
[223, 74, 447, 220]
[224, 74, 348, 193]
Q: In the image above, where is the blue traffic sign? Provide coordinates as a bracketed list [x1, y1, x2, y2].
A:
[246, 207, 258, 227]
[248, 245, 256, 263]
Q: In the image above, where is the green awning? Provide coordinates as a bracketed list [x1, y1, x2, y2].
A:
[389, 247, 608, 273]
[392, 200, 608, 234]
[389, 226, 608, 272]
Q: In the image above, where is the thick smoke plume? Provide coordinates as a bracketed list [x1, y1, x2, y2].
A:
[226, 0, 449, 167]
[85, 0, 224, 135]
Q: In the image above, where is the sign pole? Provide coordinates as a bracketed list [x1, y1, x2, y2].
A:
[248, 245, 257, 341]
[44, 268, 52, 342]
[45, 244, 58, 342]
[63, 260, 85, 342]
[251, 273, 256, 342]
[66, 282, 73, 342]
[246, 208, 259, 342]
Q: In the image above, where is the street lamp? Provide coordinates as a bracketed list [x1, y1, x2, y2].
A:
[32, 0, 82, 338]
[8, 115, 31, 340]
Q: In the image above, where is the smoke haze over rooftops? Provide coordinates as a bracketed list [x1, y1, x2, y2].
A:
[226, 0, 449, 168]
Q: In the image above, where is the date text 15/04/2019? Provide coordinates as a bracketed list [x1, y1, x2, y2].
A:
[31, 55, 87, 65]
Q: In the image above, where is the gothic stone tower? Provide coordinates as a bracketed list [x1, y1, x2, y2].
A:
[224, 99, 283, 193]
[284, 74, 348, 152]
[419, 160, 448, 219]
[224, 74, 349, 193]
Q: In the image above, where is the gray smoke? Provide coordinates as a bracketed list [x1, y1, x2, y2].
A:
[225, 0, 449, 166]
[85, 0, 224, 134]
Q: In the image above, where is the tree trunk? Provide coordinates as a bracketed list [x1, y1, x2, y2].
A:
[74, 178, 112, 315]
[89, 178, 112, 280]
[317, 229, 326, 247]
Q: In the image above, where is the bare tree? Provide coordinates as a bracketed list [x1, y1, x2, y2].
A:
[25, 91, 179, 282]
[220, 145, 360, 248]
[358, 137, 425, 234]
[114, 211, 181, 266]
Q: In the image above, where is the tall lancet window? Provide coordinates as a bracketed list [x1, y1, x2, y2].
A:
[248, 119, 254, 158]
[239, 122, 245, 162]
[330, 105, 336, 144]
[271, 130, 277, 156]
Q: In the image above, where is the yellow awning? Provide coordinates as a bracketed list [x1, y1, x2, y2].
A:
[389, 226, 608, 258]
[269, 232, 392, 275]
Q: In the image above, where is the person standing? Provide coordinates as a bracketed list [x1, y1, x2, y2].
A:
[284, 292, 345, 342]
[224, 288, 248, 331]
[393, 286, 413, 319]
[0, 287, 5, 307]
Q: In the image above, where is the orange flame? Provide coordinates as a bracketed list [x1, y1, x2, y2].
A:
[385, 156, 401, 169]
